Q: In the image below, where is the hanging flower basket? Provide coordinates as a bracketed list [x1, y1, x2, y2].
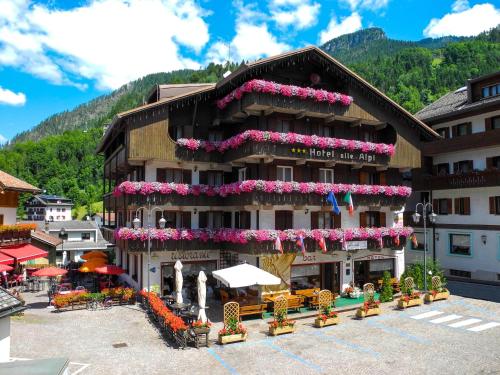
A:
[424, 289, 450, 303]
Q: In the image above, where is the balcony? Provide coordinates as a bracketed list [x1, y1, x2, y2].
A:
[176, 142, 390, 166]
[105, 146, 129, 178]
[0, 224, 35, 246]
[413, 170, 500, 191]
[422, 128, 500, 155]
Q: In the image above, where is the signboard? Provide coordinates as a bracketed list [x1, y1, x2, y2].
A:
[159, 250, 219, 263]
[353, 253, 395, 261]
[346, 240, 368, 250]
[292, 252, 341, 265]
[306, 148, 385, 165]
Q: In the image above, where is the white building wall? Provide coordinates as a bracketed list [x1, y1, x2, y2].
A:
[433, 146, 500, 171]
[433, 109, 500, 134]
[0, 317, 10, 363]
[45, 205, 72, 221]
[0, 208, 17, 225]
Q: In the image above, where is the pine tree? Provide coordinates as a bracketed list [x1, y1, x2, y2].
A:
[379, 271, 394, 302]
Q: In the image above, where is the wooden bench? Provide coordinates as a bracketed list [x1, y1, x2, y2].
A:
[287, 295, 304, 312]
[239, 304, 267, 320]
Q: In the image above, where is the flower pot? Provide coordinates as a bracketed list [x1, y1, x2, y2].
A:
[269, 325, 295, 336]
[424, 290, 450, 303]
[218, 333, 247, 345]
[398, 298, 422, 309]
[356, 307, 381, 319]
[193, 327, 210, 335]
[314, 316, 339, 328]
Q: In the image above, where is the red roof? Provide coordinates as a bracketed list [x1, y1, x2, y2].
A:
[0, 252, 14, 265]
[0, 244, 48, 262]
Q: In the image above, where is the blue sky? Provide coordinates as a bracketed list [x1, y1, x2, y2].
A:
[0, 0, 499, 142]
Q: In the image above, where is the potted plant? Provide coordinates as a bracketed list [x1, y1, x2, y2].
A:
[218, 317, 247, 344]
[269, 311, 296, 336]
[424, 286, 450, 303]
[192, 319, 212, 334]
[314, 305, 339, 328]
[355, 296, 381, 318]
[343, 286, 361, 299]
[398, 290, 422, 309]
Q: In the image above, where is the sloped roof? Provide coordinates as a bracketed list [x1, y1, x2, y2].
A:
[31, 231, 63, 247]
[147, 83, 216, 103]
[0, 170, 40, 193]
[0, 287, 24, 318]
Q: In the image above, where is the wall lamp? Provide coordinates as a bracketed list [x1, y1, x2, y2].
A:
[435, 232, 440, 241]
[193, 208, 198, 214]
[194, 166, 198, 172]
[305, 209, 309, 214]
[481, 234, 487, 245]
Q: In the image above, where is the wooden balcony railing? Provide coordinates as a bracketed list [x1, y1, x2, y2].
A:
[413, 170, 500, 191]
[422, 128, 500, 155]
[0, 225, 33, 245]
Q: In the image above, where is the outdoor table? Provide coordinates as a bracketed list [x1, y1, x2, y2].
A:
[170, 302, 190, 315]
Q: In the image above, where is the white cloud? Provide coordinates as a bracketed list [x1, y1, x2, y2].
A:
[424, 3, 500, 37]
[0, 86, 26, 106]
[319, 12, 362, 44]
[452, 0, 469, 12]
[0, 0, 210, 90]
[0, 133, 7, 144]
[342, 0, 389, 11]
[270, 0, 321, 30]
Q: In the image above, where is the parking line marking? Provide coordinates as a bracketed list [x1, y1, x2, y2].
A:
[411, 311, 443, 320]
[206, 348, 239, 374]
[311, 331, 380, 358]
[429, 314, 462, 324]
[366, 320, 429, 344]
[448, 318, 482, 328]
[467, 322, 500, 332]
[262, 341, 323, 373]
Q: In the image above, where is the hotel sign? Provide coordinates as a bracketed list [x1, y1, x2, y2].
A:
[290, 147, 388, 165]
[354, 253, 395, 261]
[346, 240, 368, 250]
[162, 250, 219, 262]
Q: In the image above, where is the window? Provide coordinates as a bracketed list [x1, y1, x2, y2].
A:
[274, 119, 290, 133]
[481, 83, 500, 98]
[487, 156, 500, 169]
[81, 232, 91, 240]
[169, 125, 183, 140]
[359, 171, 383, 185]
[0, 214, 3, 225]
[420, 192, 430, 204]
[319, 169, 334, 183]
[411, 232, 425, 251]
[238, 168, 246, 182]
[318, 125, 333, 137]
[435, 163, 450, 176]
[450, 269, 471, 278]
[207, 171, 223, 186]
[360, 128, 376, 142]
[359, 211, 386, 228]
[157, 168, 191, 184]
[489, 196, 500, 215]
[452, 123, 471, 137]
[291, 265, 320, 290]
[435, 198, 451, 215]
[436, 127, 449, 139]
[277, 166, 293, 182]
[208, 131, 223, 142]
[235, 211, 251, 229]
[492, 116, 500, 130]
[454, 197, 471, 215]
[62, 208, 66, 212]
[453, 160, 473, 174]
[275, 211, 293, 230]
[198, 211, 231, 229]
[449, 233, 471, 256]
[57, 208, 61, 212]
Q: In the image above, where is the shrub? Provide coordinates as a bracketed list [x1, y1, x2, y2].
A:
[401, 258, 446, 292]
[379, 271, 394, 302]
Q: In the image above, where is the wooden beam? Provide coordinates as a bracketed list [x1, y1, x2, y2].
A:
[399, 168, 411, 173]
[375, 122, 387, 130]
[351, 163, 363, 170]
[263, 156, 274, 164]
[324, 161, 336, 168]
[324, 115, 336, 123]
[262, 108, 274, 116]
[350, 119, 362, 128]
[295, 111, 306, 119]
[376, 166, 388, 172]
[230, 162, 245, 167]
[296, 159, 306, 165]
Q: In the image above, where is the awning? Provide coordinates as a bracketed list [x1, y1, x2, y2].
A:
[0, 252, 14, 265]
[0, 244, 48, 263]
[212, 263, 281, 288]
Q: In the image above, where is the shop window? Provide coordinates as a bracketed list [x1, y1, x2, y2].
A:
[436, 127, 449, 138]
[454, 197, 471, 215]
[453, 160, 473, 174]
[489, 196, 500, 215]
[277, 166, 293, 182]
[161, 261, 217, 297]
[319, 168, 334, 183]
[452, 123, 471, 137]
[449, 269, 471, 278]
[434, 198, 451, 215]
[275, 211, 293, 230]
[291, 265, 321, 290]
[434, 163, 450, 176]
[81, 232, 91, 240]
[235, 211, 251, 229]
[449, 233, 472, 256]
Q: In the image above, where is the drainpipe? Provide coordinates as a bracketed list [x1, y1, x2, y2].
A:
[431, 189, 436, 262]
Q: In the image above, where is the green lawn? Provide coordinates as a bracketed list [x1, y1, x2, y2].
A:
[73, 201, 103, 220]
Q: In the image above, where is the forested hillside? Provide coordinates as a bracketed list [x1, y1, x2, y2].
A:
[2, 26, 499, 216]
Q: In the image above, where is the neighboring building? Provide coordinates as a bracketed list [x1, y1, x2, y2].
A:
[25, 194, 73, 222]
[406, 71, 500, 283]
[0, 170, 40, 225]
[37, 221, 111, 265]
[90, 212, 115, 228]
[0, 288, 25, 362]
[98, 46, 438, 294]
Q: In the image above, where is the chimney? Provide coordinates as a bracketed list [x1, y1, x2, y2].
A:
[44, 220, 49, 233]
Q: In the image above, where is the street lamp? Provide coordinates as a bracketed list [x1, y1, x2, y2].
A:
[59, 228, 66, 266]
[413, 202, 437, 291]
[133, 200, 166, 296]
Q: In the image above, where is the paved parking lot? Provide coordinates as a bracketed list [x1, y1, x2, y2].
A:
[10, 292, 500, 375]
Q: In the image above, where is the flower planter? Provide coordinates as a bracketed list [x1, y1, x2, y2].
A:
[193, 327, 210, 335]
[398, 298, 423, 309]
[355, 307, 381, 319]
[218, 333, 247, 345]
[269, 325, 295, 336]
[424, 290, 450, 303]
[314, 316, 339, 328]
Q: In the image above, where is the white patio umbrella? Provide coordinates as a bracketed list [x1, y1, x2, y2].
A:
[174, 260, 183, 304]
[62, 251, 67, 266]
[212, 263, 281, 288]
[197, 271, 207, 323]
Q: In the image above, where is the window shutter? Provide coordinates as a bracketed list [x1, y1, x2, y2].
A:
[489, 197, 495, 214]
[379, 172, 387, 186]
[286, 211, 293, 229]
[234, 212, 240, 229]
[454, 198, 460, 214]
[433, 199, 438, 213]
[198, 212, 208, 228]
[359, 171, 369, 185]
[452, 125, 458, 137]
[183, 170, 192, 184]
[464, 197, 471, 215]
[199, 171, 208, 185]
[311, 211, 319, 229]
[379, 212, 386, 227]
[156, 168, 166, 182]
[467, 160, 474, 171]
[242, 212, 251, 229]
[311, 168, 319, 182]
[447, 199, 453, 214]
[359, 212, 367, 227]
[155, 211, 162, 228]
[466, 122, 472, 135]
[223, 212, 232, 228]
[293, 166, 303, 182]
[486, 157, 493, 170]
[268, 165, 277, 181]
[432, 165, 438, 176]
[453, 162, 459, 174]
[485, 117, 492, 131]
[333, 212, 342, 229]
[182, 212, 191, 228]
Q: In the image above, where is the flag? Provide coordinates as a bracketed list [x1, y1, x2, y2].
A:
[394, 235, 400, 247]
[326, 191, 341, 215]
[341, 234, 348, 251]
[275, 236, 283, 254]
[318, 237, 327, 253]
[296, 235, 306, 255]
[411, 234, 418, 247]
[344, 191, 354, 216]
[378, 237, 383, 248]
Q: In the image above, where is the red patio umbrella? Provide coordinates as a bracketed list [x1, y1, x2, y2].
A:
[95, 265, 125, 275]
[33, 267, 68, 277]
[0, 264, 13, 272]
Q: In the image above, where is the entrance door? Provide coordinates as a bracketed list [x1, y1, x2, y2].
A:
[322, 262, 341, 294]
[354, 260, 368, 289]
